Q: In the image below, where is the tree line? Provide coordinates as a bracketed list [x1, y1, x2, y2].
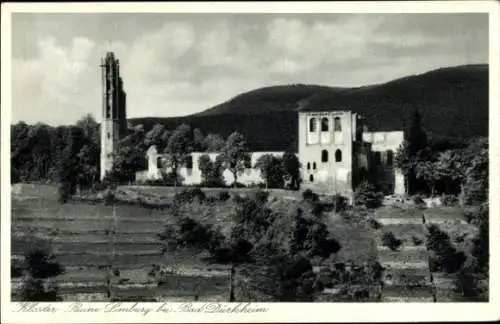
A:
[11, 115, 301, 200]
[395, 109, 488, 205]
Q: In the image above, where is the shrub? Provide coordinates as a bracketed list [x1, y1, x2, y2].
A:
[426, 224, 467, 273]
[11, 259, 24, 278]
[19, 237, 64, 301]
[253, 190, 270, 204]
[333, 194, 349, 212]
[302, 189, 319, 203]
[218, 191, 230, 201]
[353, 182, 384, 209]
[382, 231, 403, 251]
[412, 194, 425, 206]
[104, 190, 116, 205]
[368, 218, 382, 230]
[173, 188, 206, 205]
[441, 194, 458, 206]
[244, 250, 318, 302]
[411, 235, 424, 246]
[463, 202, 488, 226]
[57, 182, 73, 204]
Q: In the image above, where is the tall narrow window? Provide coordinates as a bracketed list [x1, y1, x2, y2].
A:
[309, 118, 317, 132]
[334, 117, 342, 132]
[313, 162, 317, 170]
[309, 174, 314, 182]
[374, 152, 381, 166]
[307, 162, 311, 170]
[386, 150, 394, 166]
[335, 149, 342, 162]
[186, 156, 193, 169]
[321, 150, 328, 162]
[321, 117, 329, 131]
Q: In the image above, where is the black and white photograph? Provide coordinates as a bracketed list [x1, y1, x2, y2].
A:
[1, 1, 499, 323]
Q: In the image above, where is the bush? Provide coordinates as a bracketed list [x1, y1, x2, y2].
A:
[104, 190, 116, 205]
[354, 182, 384, 209]
[441, 194, 458, 206]
[11, 260, 24, 278]
[333, 194, 349, 212]
[411, 235, 424, 246]
[382, 231, 403, 251]
[412, 194, 425, 206]
[302, 189, 319, 203]
[19, 237, 65, 301]
[218, 191, 230, 202]
[173, 188, 206, 205]
[57, 182, 73, 204]
[368, 218, 382, 230]
[253, 190, 270, 204]
[426, 224, 467, 273]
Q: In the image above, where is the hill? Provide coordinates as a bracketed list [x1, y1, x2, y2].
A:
[129, 64, 488, 151]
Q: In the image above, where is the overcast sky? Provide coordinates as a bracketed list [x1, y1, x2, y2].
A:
[11, 13, 488, 125]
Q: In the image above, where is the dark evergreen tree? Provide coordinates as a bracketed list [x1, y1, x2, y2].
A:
[404, 108, 429, 194]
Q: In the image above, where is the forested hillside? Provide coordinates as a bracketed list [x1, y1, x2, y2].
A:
[130, 64, 488, 151]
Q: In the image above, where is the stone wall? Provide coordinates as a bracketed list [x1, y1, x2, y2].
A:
[138, 148, 285, 186]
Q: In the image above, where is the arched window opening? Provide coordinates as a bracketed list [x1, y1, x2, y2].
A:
[309, 174, 314, 182]
[186, 155, 193, 169]
[313, 162, 317, 170]
[309, 118, 317, 132]
[386, 150, 394, 166]
[321, 150, 328, 163]
[321, 117, 329, 132]
[334, 117, 342, 132]
[307, 162, 311, 170]
[374, 152, 381, 166]
[335, 149, 342, 162]
[157, 157, 164, 169]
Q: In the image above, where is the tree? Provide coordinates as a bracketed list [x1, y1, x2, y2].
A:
[76, 144, 99, 190]
[144, 124, 166, 151]
[255, 154, 284, 189]
[398, 109, 429, 194]
[463, 138, 488, 205]
[198, 154, 213, 186]
[218, 132, 251, 187]
[104, 125, 147, 184]
[407, 108, 428, 156]
[19, 237, 64, 301]
[281, 151, 301, 190]
[164, 124, 193, 186]
[76, 114, 100, 147]
[193, 128, 206, 151]
[57, 126, 86, 202]
[203, 133, 226, 152]
[415, 160, 439, 196]
[353, 182, 384, 209]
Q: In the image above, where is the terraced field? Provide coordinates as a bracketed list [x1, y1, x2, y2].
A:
[11, 186, 232, 301]
[11, 184, 481, 302]
[372, 204, 482, 302]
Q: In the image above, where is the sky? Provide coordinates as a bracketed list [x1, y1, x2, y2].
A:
[11, 13, 488, 126]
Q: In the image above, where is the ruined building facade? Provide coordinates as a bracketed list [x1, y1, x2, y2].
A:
[100, 52, 404, 196]
[297, 110, 405, 197]
[100, 52, 127, 180]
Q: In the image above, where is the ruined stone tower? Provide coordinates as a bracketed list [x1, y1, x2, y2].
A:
[100, 52, 127, 180]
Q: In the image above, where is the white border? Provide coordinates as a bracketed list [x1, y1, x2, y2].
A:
[2, 2, 499, 323]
